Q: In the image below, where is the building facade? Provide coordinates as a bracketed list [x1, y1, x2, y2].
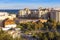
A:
[0, 12, 9, 20]
[50, 10, 60, 22]
[30, 9, 38, 18]
[38, 8, 49, 19]
[18, 8, 31, 18]
[10, 14, 16, 19]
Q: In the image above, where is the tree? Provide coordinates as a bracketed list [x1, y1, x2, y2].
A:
[43, 35, 48, 40]
[38, 32, 43, 40]
[0, 30, 13, 40]
[53, 31, 60, 40]
[51, 20, 57, 30]
[48, 32, 54, 40]
[16, 24, 23, 31]
[35, 22, 44, 30]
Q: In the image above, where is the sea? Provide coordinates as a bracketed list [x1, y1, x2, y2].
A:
[0, 9, 37, 14]
[0, 9, 19, 14]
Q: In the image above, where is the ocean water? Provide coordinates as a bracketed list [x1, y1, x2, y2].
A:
[0, 9, 37, 14]
[0, 9, 19, 14]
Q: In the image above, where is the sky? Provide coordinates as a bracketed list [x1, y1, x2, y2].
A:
[0, 0, 60, 9]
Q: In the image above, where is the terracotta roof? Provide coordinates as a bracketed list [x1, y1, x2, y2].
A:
[3, 18, 15, 25]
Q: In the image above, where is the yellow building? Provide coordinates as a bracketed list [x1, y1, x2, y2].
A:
[39, 19, 47, 23]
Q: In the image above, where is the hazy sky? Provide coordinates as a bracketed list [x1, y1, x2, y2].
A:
[0, 0, 60, 9]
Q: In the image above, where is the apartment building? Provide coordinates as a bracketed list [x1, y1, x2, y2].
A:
[50, 10, 60, 22]
[38, 8, 49, 19]
[18, 8, 60, 20]
[18, 8, 31, 18]
[30, 9, 38, 18]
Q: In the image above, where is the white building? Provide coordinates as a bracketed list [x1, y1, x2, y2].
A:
[10, 14, 16, 18]
[5, 24, 16, 28]
[19, 10, 26, 17]
[38, 8, 49, 19]
[24, 8, 31, 15]
[0, 12, 9, 20]
[56, 12, 60, 22]
[18, 8, 31, 18]
[2, 27, 11, 31]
